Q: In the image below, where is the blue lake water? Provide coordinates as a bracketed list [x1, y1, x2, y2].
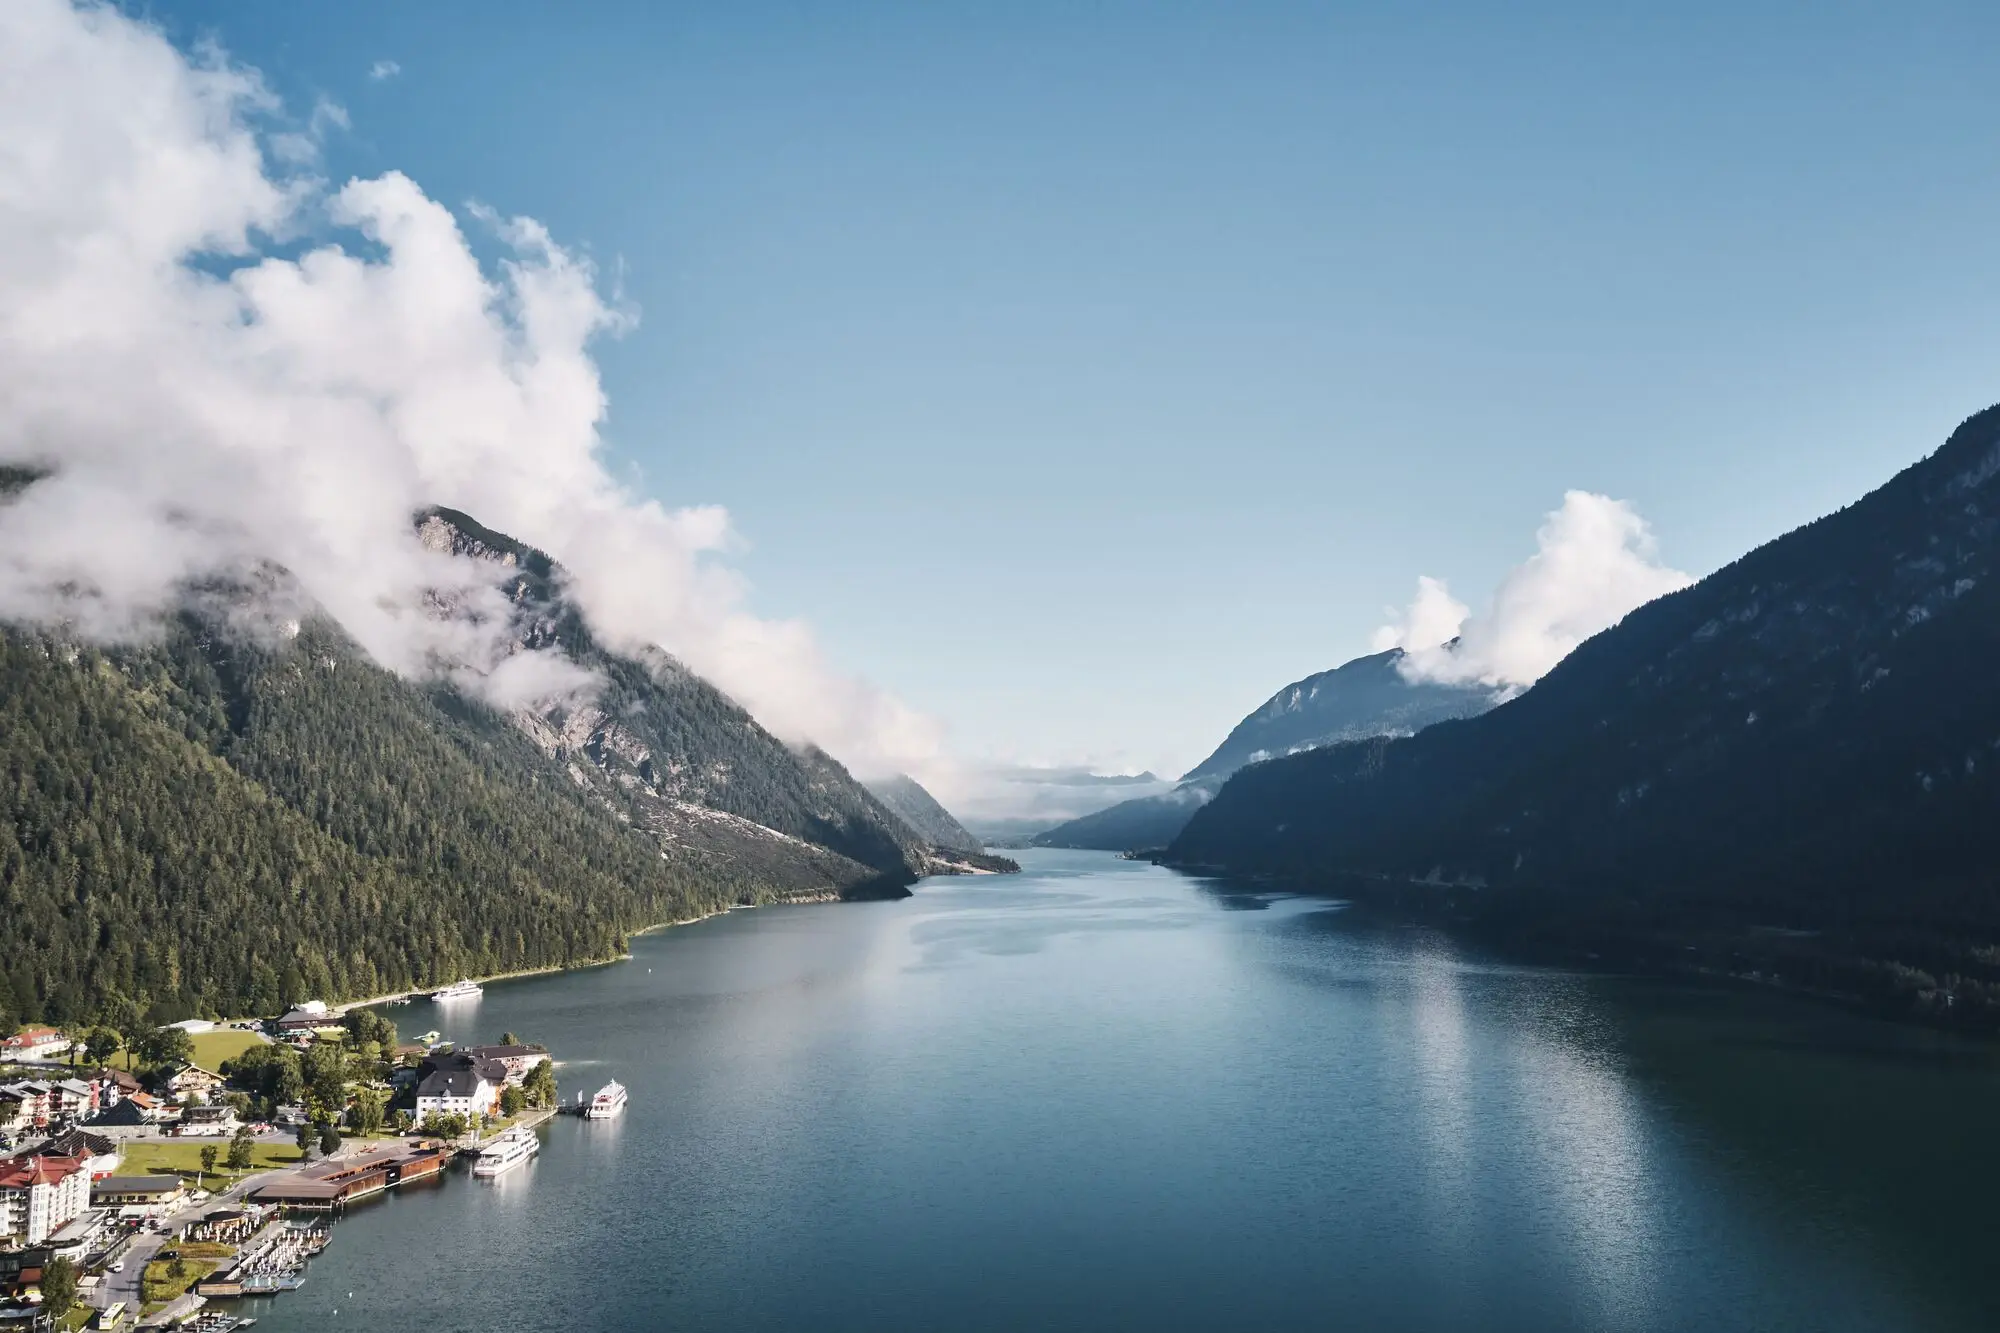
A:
[250, 849, 2000, 1332]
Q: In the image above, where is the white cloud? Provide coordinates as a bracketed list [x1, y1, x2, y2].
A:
[1369, 575, 1468, 659]
[1373, 491, 1692, 689]
[369, 59, 400, 81]
[0, 0, 941, 777]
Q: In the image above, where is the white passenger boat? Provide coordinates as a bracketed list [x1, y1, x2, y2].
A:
[585, 1080, 627, 1120]
[429, 979, 483, 1001]
[471, 1126, 539, 1178]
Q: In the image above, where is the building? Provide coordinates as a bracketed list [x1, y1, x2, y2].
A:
[47, 1078, 96, 1122]
[0, 1090, 27, 1140]
[464, 1044, 552, 1085]
[413, 1052, 506, 1122]
[0, 1082, 52, 1131]
[0, 1153, 89, 1247]
[0, 1027, 72, 1063]
[89, 1092, 165, 1128]
[30, 1130, 120, 1180]
[249, 1140, 450, 1210]
[162, 1064, 225, 1103]
[275, 1001, 334, 1034]
[92, 1067, 141, 1108]
[173, 1105, 239, 1138]
[90, 1175, 185, 1216]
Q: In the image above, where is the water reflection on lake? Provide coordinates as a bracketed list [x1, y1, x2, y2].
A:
[251, 849, 2000, 1333]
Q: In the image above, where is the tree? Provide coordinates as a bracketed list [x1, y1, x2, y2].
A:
[84, 1025, 121, 1066]
[168, 1255, 188, 1282]
[294, 1123, 314, 1154]
[135, 1024, 194, 1071]
[343, 1008, 396, 1060]
[39, 1256, 77, 1320]
[498, 1084, 526, 1117]
[302, 1042, 347, 1124]
[318, 1123, 342, 1157]
[345, 1087, 386, 1137]
[198, 1144, 218, 1187]
[523, 1059, 557, 1108]
[226, 1126, 256, 1171]
[419, 1112, 467, 1139]
[500, 1031, 520, 1046]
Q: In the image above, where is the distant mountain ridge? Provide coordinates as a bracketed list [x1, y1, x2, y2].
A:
[864, 774, 982, 853]
[1181, 648, 1494, 782]
[1033, 650, 1493, 851]
[1167, 404, 2000, 1027]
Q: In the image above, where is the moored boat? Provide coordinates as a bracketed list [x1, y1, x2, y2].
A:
[471, 1126, 539, 1178]
[430, 979, 483, 1001]
[585, 1079, 627, 1119]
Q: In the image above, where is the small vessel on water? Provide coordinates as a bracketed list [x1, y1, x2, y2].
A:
[430, 979, 483, 1002]
[585, 1080, 628, 1120]
[471, 1126, 539, 1178]
[416, 1030, 441, 1047]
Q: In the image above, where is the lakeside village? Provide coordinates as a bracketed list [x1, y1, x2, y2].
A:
[0, 984, 628, 1329]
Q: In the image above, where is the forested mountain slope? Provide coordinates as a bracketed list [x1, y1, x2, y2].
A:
[1035, 649, 1491, 851]
[416, 507, 934, 882]
[0, 620, 815, 1029]
[0, 504, 949, 1029]
[864, 774, 983, 853]
[1169, 405, 2000, 1023]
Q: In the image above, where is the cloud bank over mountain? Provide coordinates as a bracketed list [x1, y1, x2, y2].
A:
[1372, 490, 1691, 690]
[0, 0, 939, 777]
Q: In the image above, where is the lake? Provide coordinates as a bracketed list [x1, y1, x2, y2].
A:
[251, 849, 2000, 1332]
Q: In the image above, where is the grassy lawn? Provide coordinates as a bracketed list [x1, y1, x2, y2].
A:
[93, 1025, 270, 1073]
[118, 1140, 304, 1184]
[161, 1241, 236, 1260]
[141, 1257, 217, 1304]
[187, 1028, 268, 1068]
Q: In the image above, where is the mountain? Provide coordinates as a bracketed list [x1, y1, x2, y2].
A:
[1181, 648, 1495, 783]
[1029, 778, 1224, 852]
[415, 507, 937, 884]
[864, 775, 981, 853]
[0, 502, 944, 1030]
[1168, 404, 2000, 1026]
[1033, 650, 1493, 851]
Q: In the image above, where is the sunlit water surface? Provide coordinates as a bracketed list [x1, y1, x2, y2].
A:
[251, 850, 2000, 1332]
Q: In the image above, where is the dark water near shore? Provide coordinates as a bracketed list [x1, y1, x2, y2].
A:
[254, 850, 2000, 1332]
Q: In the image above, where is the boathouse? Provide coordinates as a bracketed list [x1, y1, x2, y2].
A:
[249, 1140, 451, 1211]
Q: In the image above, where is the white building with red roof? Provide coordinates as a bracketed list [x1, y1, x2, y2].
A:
[0, 1153, 89, 1247]
[0, 1028, 72, 1063]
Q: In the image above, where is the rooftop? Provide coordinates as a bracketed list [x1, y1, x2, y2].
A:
[91, 1175, 184, 1195]
[0, 1154, 85, 1189]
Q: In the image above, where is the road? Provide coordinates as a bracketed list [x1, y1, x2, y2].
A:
[87, 1152, 303, 1313]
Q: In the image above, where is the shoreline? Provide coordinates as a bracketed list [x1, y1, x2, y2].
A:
[335, 889, 844, 1014]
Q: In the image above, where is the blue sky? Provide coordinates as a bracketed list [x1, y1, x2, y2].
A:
[138, 0, 2000, 779]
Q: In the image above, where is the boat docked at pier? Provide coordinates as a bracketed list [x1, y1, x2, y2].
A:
[471, 1126, 540, 1178]
[429, 979, 483, 1001]
[586, 1080, 627, 1119]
